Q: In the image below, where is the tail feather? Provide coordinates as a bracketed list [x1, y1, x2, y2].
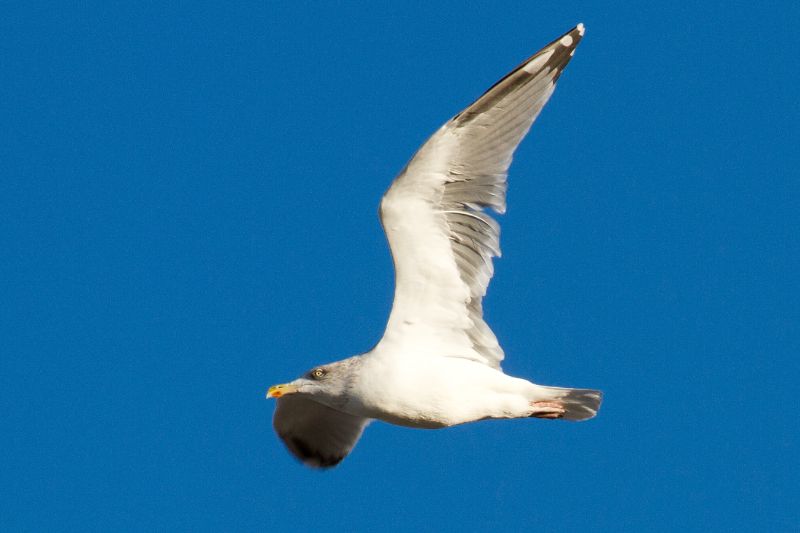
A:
[536, 386, 603, 421]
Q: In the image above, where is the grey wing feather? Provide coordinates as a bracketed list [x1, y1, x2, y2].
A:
[273, 396, 370, 469]
[441, 24, 585, 298]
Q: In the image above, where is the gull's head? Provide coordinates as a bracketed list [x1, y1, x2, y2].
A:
[266, 360, 355, 403]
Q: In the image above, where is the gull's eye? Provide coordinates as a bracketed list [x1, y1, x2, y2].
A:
[311, 368, 326, 379]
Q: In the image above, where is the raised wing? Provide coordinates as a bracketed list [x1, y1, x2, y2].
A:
[273, 396, 370, 469]
[377, 25, 584, 368]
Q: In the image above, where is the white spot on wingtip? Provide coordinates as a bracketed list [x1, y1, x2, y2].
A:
[560, 34, 573, 47]
[577, 23, 585, 36]
[523, 49, 553, 73]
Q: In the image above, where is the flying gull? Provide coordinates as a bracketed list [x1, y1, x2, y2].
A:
[267, 24, 602, 468]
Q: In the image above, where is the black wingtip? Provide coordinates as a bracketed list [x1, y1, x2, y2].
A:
[453, 25, 585, 124]
[537, 23, 585, 59]
[529, 23, 586, 82]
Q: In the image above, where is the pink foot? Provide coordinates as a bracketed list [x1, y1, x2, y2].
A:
[529, 400, 565, 419]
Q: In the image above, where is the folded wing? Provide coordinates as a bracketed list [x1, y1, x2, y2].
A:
[273, 396, 370, 468]
[377, 25, 585, 368]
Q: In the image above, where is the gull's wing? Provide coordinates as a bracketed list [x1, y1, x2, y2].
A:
[377, 25, 584, 369]
[273, 396, 370, 469]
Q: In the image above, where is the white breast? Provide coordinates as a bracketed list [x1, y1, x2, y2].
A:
[349, 351, 530, 427]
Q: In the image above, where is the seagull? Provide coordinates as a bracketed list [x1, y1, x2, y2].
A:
[267, 23, 602, 469]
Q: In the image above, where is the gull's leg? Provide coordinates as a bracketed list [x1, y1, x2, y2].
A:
[528, 401, 565, 419]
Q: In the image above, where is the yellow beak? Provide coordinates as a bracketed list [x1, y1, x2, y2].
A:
[266, 383, 299, 399]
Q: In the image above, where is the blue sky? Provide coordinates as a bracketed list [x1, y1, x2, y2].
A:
[2, 2, 798, 531]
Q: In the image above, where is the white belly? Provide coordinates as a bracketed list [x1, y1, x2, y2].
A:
[347, 354, 535, 428]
